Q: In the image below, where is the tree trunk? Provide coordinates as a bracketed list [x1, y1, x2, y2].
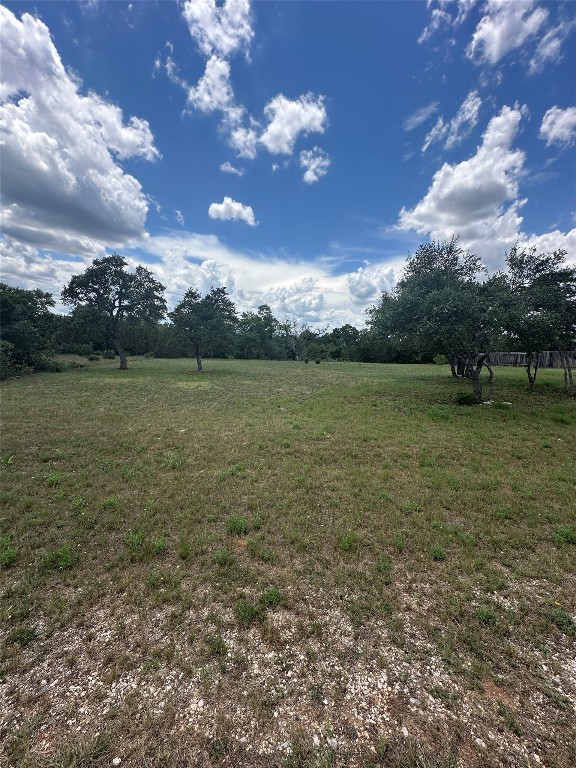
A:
[113, 337, 128, 370]
[525, 351, 538, 391]
[465, 354, 485, 403]
[485, 360, 494, 402]
[558, 350, 573, 393]
[195, 343, 203, 372]
[448, 353, 458, 378]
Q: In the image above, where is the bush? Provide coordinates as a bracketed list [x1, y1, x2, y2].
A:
[455, 391, 478, 406]
[0, 341, 18, 380]
[87, 354, 100, 361]
[101, 349, 115, 359]
[433, 354, 449, 365]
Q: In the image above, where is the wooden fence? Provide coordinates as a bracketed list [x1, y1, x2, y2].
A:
[487, 351, 576, 368]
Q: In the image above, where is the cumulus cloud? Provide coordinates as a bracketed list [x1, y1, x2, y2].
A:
[467, 0, 548, 66]
[166, 3, 328, 169]
[208, 196, 257, 226]
[399, 105, 529, 265]
[403, 102, 440, 131]
[300, 147, 330, 184]
[539, 106, 576, 148]
[182, 0, 254, 59]
[187, 55, 234, 112]
[220, 160, 244, 176]
[347, 265, 397, 303]
[0, 6, 158, 254]
[423, 91, 482, 152]
[260, 93, 327, 155]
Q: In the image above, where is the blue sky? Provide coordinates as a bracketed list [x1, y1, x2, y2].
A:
[1, 0, 575, 328]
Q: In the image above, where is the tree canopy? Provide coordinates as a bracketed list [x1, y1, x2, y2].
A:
[61, 255, 166, 369]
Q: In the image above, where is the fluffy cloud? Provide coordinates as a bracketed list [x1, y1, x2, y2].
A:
[423, 91, 482, 152]
[399, 105, 527, 264]
[208, 197, 257, 226]
[187, 55, 234, 112]
[220, 161, 244, 176]
[0, 6, 158, 254]
[260, 94, 327, 155]
[347, 265, 397, 303]
[300, 147, 330, 184]
[539, 106, 576, 148]
[467, 0, 548, 66]
[182, 0, 253, 59]
[399, 103, 576, 269]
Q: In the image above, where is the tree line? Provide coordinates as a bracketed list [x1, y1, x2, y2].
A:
[1, 242, 575, 401]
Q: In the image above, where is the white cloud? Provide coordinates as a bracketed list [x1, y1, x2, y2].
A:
[422, 91, 482, 152]
[539, 106, 576, 148]
[347, 265, 397, 303]
[220, 161, 244, 176]
[399, 103, 576, 270]
[187, 55, 234, 112]
[260, 93, 327, 155]
[208, 196, 257, 226]
[300, 147, 330, 184]
[403, 102, 439, 131]
[467, 0, 548, 66]
[0, 6, 158, 253]
[182, 0, 253, 59]
[175, 210, 185, 226]
[400, 105, 528, 265]
[418, 0, 477, 44]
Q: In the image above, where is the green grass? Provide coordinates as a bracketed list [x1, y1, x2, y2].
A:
[1, 357, 575, 766]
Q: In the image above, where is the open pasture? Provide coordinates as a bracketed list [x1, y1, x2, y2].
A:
[1, 359, 575, 767]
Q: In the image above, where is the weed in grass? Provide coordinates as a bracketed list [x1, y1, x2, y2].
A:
[205, 634, 227, 658]
[476, 605, 499, 628]
[0, 536, 17, 567]
[236, 599, 263, 624]
[226, 514, 250, 535]
[337, 530, 361, 552]
[546, 606, 576, 636]
[142, 654, 162, 673]
[497, 702, 522, 735]
[1, 454, 14, 466]
[39, 543, 75, 572]
[125, 530, 165, 562]
[212, 547, 236, 567]
[375, 554, 393, 585]
[100, 496, 118, 510]
[5, 626, 38, 648]
[177, 535, 191, 560]
[260, 587, 284, 608]
[554, 525, 576, 545]
[46, 471, 61, 487]
[430, 546, 446, 562]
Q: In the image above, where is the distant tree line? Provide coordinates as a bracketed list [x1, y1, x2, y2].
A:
[1, 242, 575, 401]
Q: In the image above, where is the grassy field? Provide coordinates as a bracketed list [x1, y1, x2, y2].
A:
[1, 358, 575, 768]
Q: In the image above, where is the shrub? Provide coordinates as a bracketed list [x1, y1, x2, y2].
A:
[101, 349, 115, 359]
[455, 392, 477, 406]
[87, 354, 100, 361]
[433, 354, 449, 365]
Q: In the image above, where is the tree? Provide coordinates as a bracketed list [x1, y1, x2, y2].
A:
[0, 283, 58, 378]
[504, 246, 576, 391]
[370, 239, 506, 402]
[169, 287, 237, 372]
[61, 255, 166, 370]
[236, 304, 281, 359]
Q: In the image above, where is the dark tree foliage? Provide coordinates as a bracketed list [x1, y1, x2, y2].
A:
[504, 246, 576, 391]
[0, 283, 58, 378]
[61, 255, 166, 369]
[169, 287, 237, 372]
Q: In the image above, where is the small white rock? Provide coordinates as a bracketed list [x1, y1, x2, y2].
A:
[112, 759, 121, 766]
[401, 726, 409, 737]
